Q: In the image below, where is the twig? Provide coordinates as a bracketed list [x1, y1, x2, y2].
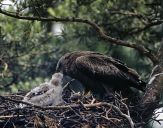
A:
[101, 115, 121, 128]
[63, 79, 75, 90]
[101, 115, 121, 122]
[0, 95, 44, 109]
[106, 106, 113, 117]
[0, 115, 24, 120]
[91, 97, 96, 104]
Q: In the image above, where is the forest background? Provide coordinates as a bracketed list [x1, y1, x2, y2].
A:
[1, 0, 161, 93]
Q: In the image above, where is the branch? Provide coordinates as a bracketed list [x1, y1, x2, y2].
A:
[4, 72, 18, 88]
[0, 9, 158, 64]
[0, 115, 24, 120]
[108, 10, 149, 23]
[129, 20, 163, 34]
[142, 38, 163, 105]
[142, 72, 163, 104]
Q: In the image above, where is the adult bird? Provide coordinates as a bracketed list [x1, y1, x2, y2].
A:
[55, 51, 146, 94]
[22, 73, 63, 106]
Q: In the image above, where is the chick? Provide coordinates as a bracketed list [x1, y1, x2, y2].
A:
[22, 73, 63, 106]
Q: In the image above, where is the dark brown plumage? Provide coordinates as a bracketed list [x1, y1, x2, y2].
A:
[56, 51, 146, 94]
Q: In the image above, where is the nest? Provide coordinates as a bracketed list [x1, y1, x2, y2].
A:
[0, 87, 146, 128]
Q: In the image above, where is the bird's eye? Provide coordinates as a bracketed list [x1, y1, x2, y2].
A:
[31, 91, 43, 97]
[37, 91, 42, 95]
[27, 92, 36, 98]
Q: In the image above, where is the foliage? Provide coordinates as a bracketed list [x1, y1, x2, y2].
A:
[0, 16, 58, 93]
[0, 0, 162, 93]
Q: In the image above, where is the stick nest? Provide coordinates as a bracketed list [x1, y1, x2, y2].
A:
[0, 88, 144, 128]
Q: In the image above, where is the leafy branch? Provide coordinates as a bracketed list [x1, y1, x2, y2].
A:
[0, 8, 159, 64]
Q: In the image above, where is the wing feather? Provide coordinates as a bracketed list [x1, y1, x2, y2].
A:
[88, 52, 140, 79]
[75, 55, 129, 80]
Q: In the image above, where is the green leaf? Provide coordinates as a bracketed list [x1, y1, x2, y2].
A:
[47, 8, 56, 16]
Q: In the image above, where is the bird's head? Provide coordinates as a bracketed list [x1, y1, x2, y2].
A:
[50, 73, 63, 86]
[56, 52, 82, 73]
[56, 53, 72, 73]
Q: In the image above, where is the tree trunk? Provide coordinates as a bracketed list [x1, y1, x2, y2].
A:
[141, 0, 163, 119]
